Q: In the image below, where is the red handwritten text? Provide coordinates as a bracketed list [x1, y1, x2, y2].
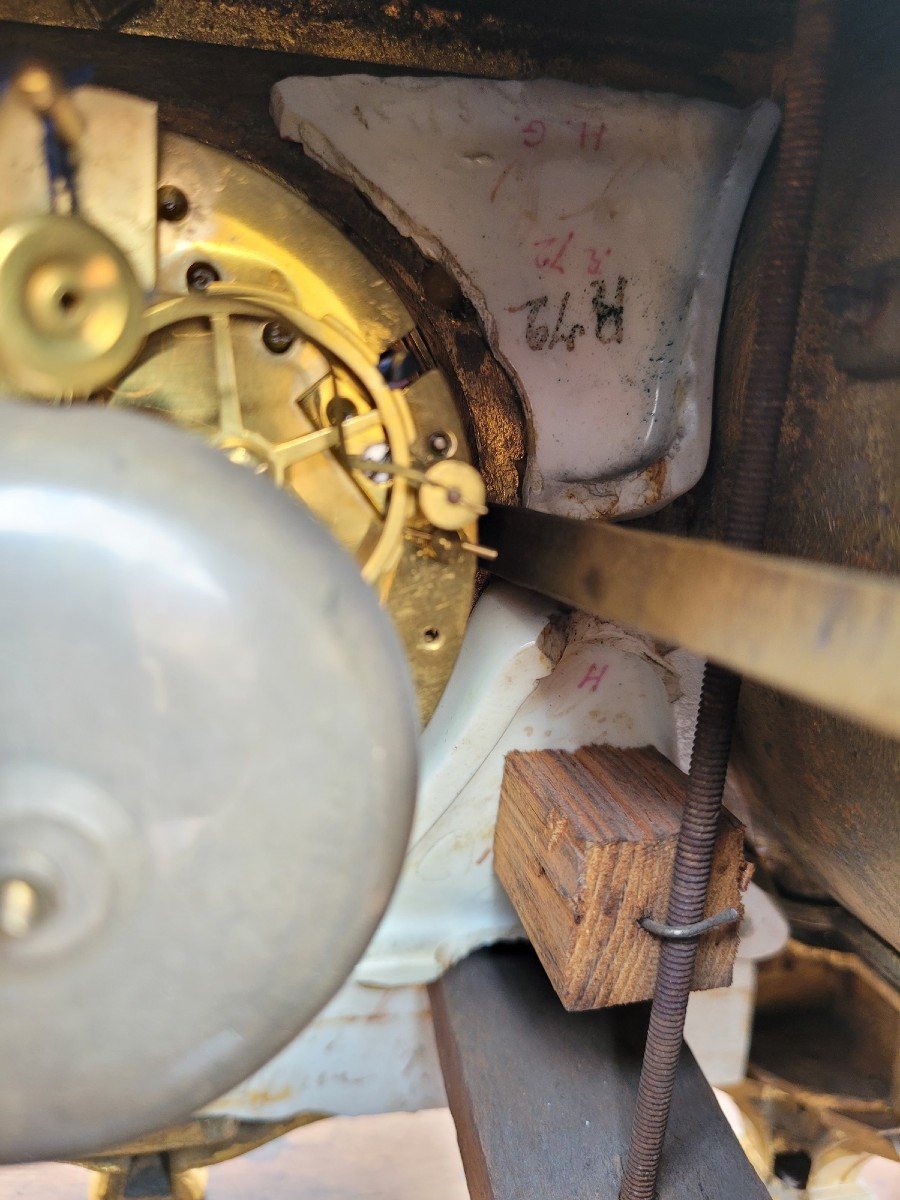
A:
[533, 231, 574, 275]
[515, 114, 608, 153]
[577, 663, 609, 692]
[521, 118, 546, 148]
[578, 120, 607, 151]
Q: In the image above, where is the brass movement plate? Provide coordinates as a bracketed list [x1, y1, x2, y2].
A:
[0, 92, 481, 721]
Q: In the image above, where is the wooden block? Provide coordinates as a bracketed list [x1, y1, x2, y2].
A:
[494, 744, 748, 1010]
[429, 945, 769, 1200]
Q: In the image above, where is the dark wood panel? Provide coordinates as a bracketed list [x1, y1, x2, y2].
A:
[430, 945, 768, 1200]
[0, 3, 790, 106]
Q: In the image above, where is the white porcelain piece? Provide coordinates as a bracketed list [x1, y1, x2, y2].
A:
[272, 75, 778, 516]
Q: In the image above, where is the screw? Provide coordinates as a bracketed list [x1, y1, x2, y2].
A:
[186, 261, 220, 292]
[157, 185, 189, 222]
[428, 431, 453, 457]
[0, 878, 43, 939]
[262, 321, 295, 354]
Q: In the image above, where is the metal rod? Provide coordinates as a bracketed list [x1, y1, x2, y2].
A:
[619, 3, 835, 1196]
[638, 907, 741, 942]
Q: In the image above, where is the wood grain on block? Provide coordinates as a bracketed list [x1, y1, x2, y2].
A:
[494, 744, 747, 1009]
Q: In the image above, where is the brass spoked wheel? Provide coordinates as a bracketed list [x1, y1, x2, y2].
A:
[139, 284, 415, 585]
[0, 122, 485, 721]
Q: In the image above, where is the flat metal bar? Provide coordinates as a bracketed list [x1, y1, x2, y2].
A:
[429, 946, 768, 1200]
[270, 410, 382, 472]
[482, 504, 900, 739]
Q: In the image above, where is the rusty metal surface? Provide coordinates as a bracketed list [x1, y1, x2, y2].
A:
[714, 0, 900, 951]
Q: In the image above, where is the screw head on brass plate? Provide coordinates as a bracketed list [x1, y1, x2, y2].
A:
[0, 214, 143, 399]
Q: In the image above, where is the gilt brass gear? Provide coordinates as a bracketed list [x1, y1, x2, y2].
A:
[134, 284, 416, 585]
[0, 110, 481, 721]
[105, 134, 480, 720]
[0, 214, 143, 399]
